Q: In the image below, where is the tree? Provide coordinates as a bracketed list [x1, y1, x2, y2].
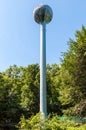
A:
[0, 72, 21, 129]
[20, 64, 40, 117]
[59, 26, 86, 116]
[46, 64, 62, 115]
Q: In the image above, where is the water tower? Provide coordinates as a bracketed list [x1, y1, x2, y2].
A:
[33, 4, 53, 118]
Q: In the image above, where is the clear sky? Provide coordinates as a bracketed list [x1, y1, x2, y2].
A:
[0, 0, 86, 71]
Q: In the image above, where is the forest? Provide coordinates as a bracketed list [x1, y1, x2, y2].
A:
[0, 26, 86, 130]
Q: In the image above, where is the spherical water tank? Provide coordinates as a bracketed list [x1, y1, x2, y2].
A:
[33, 4, 53, 24]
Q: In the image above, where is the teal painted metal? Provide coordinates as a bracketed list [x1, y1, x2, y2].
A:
[40, 22, 47, 118]
[59, 116, 86, 123]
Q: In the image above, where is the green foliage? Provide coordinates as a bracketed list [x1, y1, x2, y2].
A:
[0, 63, 62, 128]
[0, 72, 21, 129]
[18, 113, 86, 130]
[59, 26, 86, 116]
[46, 64, 62, 115]
[20, 64, 40, 117]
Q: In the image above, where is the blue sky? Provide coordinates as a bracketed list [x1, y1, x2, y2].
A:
[0, 0, 86, 71]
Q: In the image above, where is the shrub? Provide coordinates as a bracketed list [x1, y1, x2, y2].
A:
[18, 113, 86, 130]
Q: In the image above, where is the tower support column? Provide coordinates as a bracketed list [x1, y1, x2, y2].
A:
[33, 4, 53, 119]
[40, 22, 47, 118]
